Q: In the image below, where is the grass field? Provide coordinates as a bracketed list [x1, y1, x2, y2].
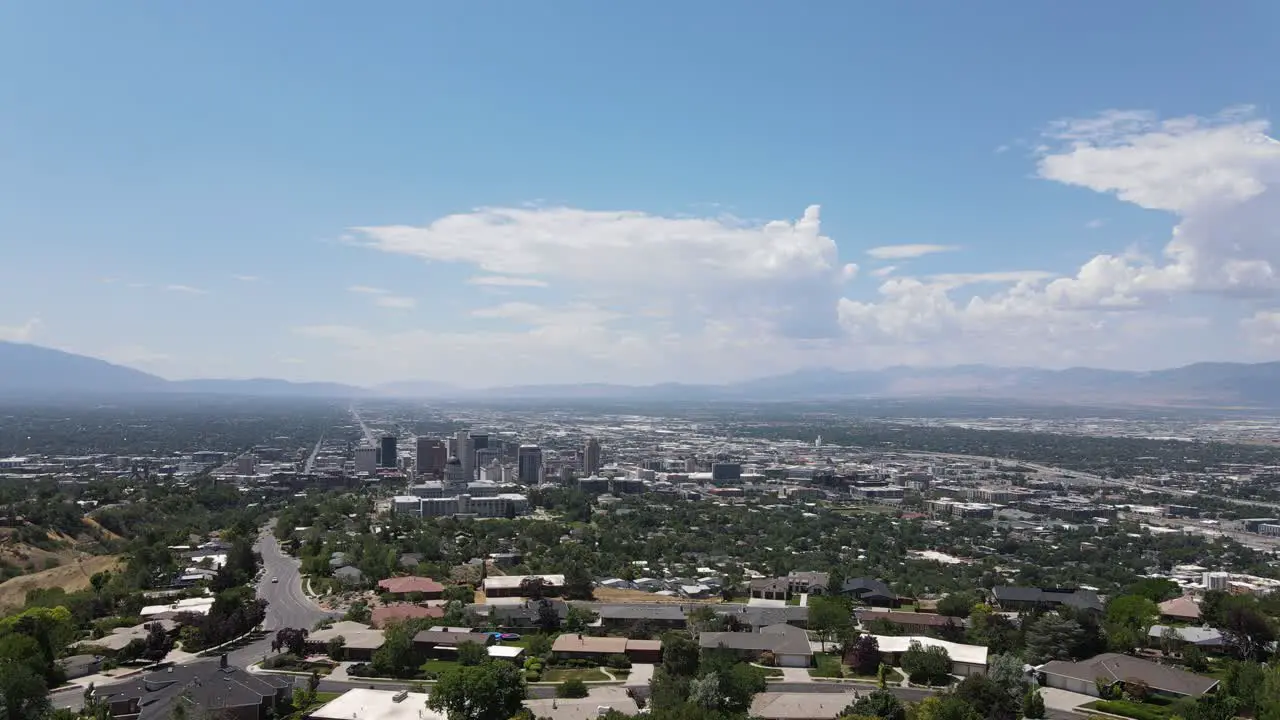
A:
[0, 554, 121, 610]
[542, 668, 611, 682]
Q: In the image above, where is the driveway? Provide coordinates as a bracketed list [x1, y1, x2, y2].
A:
[780, 667, 812, 683]
[1040, 687, 1095, 711]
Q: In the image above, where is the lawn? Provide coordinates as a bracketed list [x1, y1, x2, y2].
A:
[1083, 699, 1174, 720]
[284, 692, 342, 720]
[542, 667, 612, 682]
[419, 659, 459, 677]
[809, 653, 844, 679]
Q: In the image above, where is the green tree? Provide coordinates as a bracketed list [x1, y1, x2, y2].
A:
[372, 621, 418, 678]
[912, 695, 982, 720]
[1023, 687, 1046, 719]
[427, 660, 526, 720]
[901, 640, 951, 685]
[661, 632, 700, 678]
[1024, 613, 1082, 664]
[526, 633, 552, 658]
[556, 677, 589, 698]
[809, 595, 854, 652]
[1104, 595, 1158, 652]
[936, 593, 977, 619]
[1125, 578, 1181, 603]
[843, 689, 905, 720]
[563, 605, 596, 633]
[563, 563, 594, 600]
[0, 657, 52, 720]
[456, 641, 487, 667]
[1183, 644, 1208, 672]
[326, 635, 346, 661]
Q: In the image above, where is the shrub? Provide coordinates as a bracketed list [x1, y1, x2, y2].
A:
[347, 663, 373, 677]
[557, 678, 589, 698]
[525, 670, 542, 682]
[1089, 701, 1168, 720]
[760, 650, 776, 667]
[605, 654, 632, 670]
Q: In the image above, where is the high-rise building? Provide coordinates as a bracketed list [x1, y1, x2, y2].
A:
[517, 445, 543, 485]
[454, 430, 475, 482]
[354, 446, 377, 475]
[584, 437, 602, 475]
[470, 433, 489, 451]
[444, 455, 467, 493]
[711, 462, 742, 481]
[380, 435, 398, 468]
[416, 437, 448, 475]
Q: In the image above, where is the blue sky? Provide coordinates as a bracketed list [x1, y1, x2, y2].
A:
[3, 2, 1280, 386]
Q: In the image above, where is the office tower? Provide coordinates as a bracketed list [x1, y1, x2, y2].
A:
[447, 437, 458, 457]
[455, 429, 474, 482]
[517, 445, 543, 485]
[354, 446, 376, 475]
[685, 457, 697, 473]
[470, 432, 489, 451]
[444, 455, 467, 493]
[416, 437, 447, 475]
[711, 462, 742, 481]
[584, 437, 602, 475]
[380, 435, 398, 468]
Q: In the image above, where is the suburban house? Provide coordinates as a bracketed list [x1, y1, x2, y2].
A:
[750, 577, 791, 601]
[841, 578, 901, 607]
[551, 634, 663, 663]
[1158, 596, 1202, 623]
[857, 610, 964, 635]
[869, 636, 988, 677]
[751, 692, 860, 720]
[71, 619, 178, 656]
[990, 586, 1103, 613]
[376, 576, 445, 599]
[371, 603, 445, 629]
[716, 605, 809, 630]
[333, 566, 365, 586]
[786, 571, 830, 595]
[60, 654, 104, 680]
[1147, 625, 1225, 652]
[310, 689, 444, 720]
[700, 623, 814, 667]
[594, 604, 688, 632]
[94, 656, 293, 720]
[1038, 653, 1219, 698]
[307, 621, 386, 662]
[482, 574, 566, 598]
[412, 629, 494, 658]
[471, 599, 569, 630]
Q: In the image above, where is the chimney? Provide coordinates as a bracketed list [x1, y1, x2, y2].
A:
[219, 653, 228, 669]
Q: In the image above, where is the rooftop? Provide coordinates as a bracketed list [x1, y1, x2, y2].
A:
[310, 689, 444, 720]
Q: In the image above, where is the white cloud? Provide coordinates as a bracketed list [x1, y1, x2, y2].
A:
[348, 285, 389, 295]
[467, 275, 549, 288]
[101, 345, 170, 365]
[353, 204, 850, 339]
[871, 266, 897, 278]
[0, 318, 41, 342]
[865, 244, 960, 260]
[233, 274, 260, 282]
[374, 295, 416, 309]
[1085, 219, 1106, 230]
[165, 284, 208, 295]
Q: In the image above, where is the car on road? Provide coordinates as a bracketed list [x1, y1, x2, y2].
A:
[271, 577, 279, 583]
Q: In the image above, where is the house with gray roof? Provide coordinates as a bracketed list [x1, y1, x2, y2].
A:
[700, 623, 813, 667]
[594, 604, 688, 631]
[1148, 625, 1225, 652]
[1038, 653, 1218, 698]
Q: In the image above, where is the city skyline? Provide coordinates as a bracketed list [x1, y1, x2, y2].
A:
[3, 3, 1280, 386]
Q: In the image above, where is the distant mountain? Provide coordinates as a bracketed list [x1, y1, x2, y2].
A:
[6, 340, 1280, 407]
[0, 342, 364, 399]
[0, 341, 167, 395]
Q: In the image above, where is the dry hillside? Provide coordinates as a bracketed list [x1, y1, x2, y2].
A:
[0, 554, 122, 611]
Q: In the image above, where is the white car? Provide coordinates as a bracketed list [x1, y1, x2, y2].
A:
[271, 577, 279, 583]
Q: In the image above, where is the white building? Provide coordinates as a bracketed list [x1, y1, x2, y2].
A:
[872, 635, 988, 677]
[310, 689, 443, 720]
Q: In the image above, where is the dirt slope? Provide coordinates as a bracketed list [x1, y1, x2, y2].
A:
[0, 554, 123, 611]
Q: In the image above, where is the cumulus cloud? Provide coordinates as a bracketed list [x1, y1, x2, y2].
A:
[352, 204, 851, 339]
[468, 275, 549, 288]
[0, 318, 41, 342]
[866, 244, 960, 260]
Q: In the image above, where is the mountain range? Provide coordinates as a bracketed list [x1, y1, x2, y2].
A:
[4, 340, 1280, 407]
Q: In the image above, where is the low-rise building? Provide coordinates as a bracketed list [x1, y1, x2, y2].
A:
[1038, 653, 1218, 698]
[700, 623, 813, 668]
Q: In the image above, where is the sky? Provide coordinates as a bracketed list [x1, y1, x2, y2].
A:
[3, 2, 1280, 388]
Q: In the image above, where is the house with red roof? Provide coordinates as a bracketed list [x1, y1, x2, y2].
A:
[377, 576, 445, 598]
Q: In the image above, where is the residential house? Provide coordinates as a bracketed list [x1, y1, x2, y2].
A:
[412, 629, 493, 658]
[840, 578, 901, 607]
[991, 586, 1102, 613]
[309, 689, 445, 720]
[94, 656, 292, 720]
[751, 692, 861, 720]
[472, 599, 569, 630]
[700, 623, 814, 668]
[1038, 653, 1219, 698]
[857, 610, 964, 635]
[482, 574, 566, 598]
[1147, 625, 1225, 652]
[333, 566, 365, 586]
[750, 577, 791, 601]
[551, 634, 663, 663]
[594, 604, 688, 632]
[60, 654, 103, 680]
[1158, 596, 1202, 623]
[786, 571, 829, 595]
[71, 619, 179, 657]
[307, 621, 386, 662]
[377, 576, 445, 599]
[869, 636, 988, 677]
[371, 603, 444, 629]
[715, 604, 809, 630]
